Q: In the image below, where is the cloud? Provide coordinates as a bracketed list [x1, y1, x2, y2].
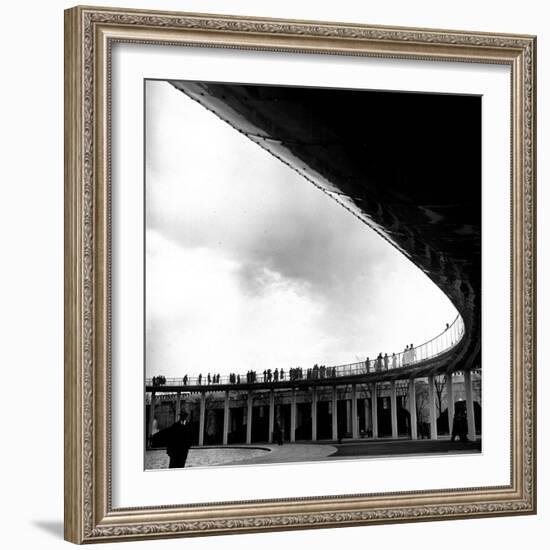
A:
[146, 230, 328, 375]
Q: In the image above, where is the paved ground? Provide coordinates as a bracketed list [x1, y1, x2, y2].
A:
[146, 438, 480, 469]
[145, 446, 271, 469]
[220, 443, 338, 465]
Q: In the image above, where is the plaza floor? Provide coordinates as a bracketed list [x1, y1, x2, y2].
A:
[145, 438, 480, 470]
[145, 446, 271, 469]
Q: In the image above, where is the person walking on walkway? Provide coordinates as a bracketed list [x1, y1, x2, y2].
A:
[410, 344, 416, 363]
[337, 422, 345, 444]
[274, 421, 283, 445]
[451, 400, 469, 442]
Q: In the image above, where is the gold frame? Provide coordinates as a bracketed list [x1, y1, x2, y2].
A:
[64, 5, 537, 544]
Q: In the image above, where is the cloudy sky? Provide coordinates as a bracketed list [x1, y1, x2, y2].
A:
[145, 81, 457, 378]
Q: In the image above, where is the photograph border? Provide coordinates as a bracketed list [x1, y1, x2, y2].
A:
[64, 5, 536, 544]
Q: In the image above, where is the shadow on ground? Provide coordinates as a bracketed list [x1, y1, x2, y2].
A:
[332, 439, 481, 457]
[33, 520, 64, 540]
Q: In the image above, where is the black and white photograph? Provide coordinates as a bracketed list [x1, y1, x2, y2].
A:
[1, 0, 544, 546]
[144, 79, 482, 470]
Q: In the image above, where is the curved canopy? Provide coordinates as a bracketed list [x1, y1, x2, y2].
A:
[170, 81, 481, 376]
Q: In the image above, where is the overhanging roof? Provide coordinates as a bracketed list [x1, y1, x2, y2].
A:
[170, 81, 482, 374]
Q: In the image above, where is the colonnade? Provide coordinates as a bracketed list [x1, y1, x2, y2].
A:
[147, 371, 479, 446]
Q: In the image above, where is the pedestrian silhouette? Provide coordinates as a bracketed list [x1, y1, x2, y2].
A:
[274, 421, 283, 445]
[154, 411, 194, 468]
[451, 400, 469, 442]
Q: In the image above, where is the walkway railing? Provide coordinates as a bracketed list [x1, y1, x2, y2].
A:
[146, 314, 464, 388]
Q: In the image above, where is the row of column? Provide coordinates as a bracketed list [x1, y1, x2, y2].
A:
[148, 371, 477, 445]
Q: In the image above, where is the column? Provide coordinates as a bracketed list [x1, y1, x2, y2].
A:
[390, 380, 398, 439]
[331, 386, 338, 441]
[464, 370, 476, 440]
[198, 392, 206, 446]
[446, 374, 454, 436]
[409, 378, 418, 440]
[351, 384, 359, 439]
[222, 390, 229, 445]
[246, 390, 253, 444]
[290, 388, 297, 442]
[311, 387, 318, 442]
[175, 391, 181, 422]
[371, 383, 378, 439]
[428, 375, 438, 440]
[346, 399, 351, 434]
[268, 390, 275, 443]
[147, 392, 157, 441]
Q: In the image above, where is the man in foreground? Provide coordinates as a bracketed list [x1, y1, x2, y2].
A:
[165, 411, 194, 468]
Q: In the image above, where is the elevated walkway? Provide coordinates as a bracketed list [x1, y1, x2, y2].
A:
[146, 316, 465, 393]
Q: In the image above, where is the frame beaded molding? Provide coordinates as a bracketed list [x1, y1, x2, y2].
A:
[65, 5, 536, 544]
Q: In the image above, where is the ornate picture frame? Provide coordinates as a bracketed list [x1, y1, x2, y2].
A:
[64, 5, 536, 544]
